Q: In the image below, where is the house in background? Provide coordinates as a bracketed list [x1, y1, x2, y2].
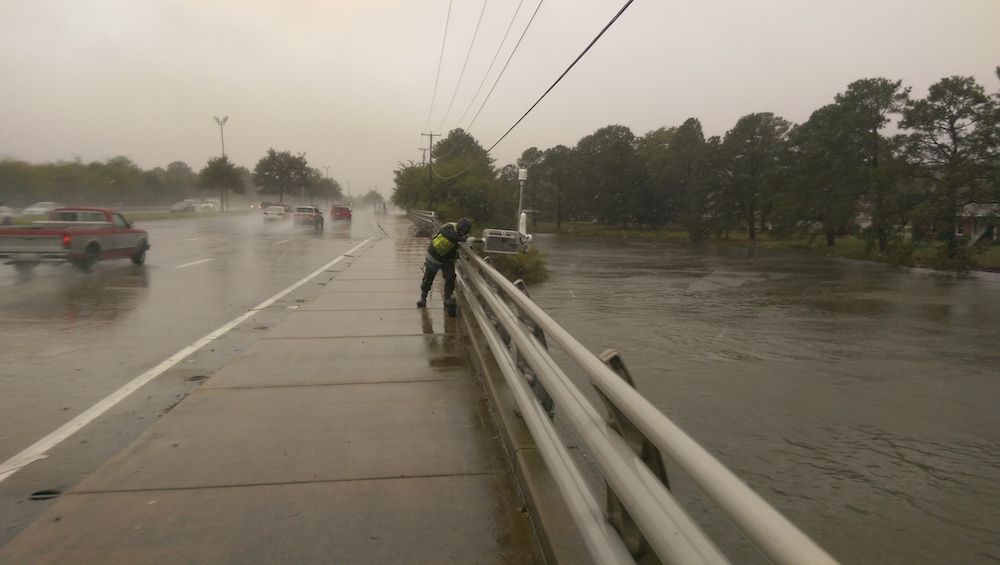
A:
[957, 203, 999, 245]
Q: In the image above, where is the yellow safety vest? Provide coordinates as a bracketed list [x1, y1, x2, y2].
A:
[432, 223, 458, 256]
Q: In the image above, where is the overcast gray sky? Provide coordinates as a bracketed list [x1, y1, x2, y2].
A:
[1, 0, 997, 199]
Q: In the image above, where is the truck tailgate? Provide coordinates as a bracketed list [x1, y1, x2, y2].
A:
[0, 234, 65, 254]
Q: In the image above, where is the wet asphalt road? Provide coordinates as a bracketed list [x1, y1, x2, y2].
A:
[0, 209, 385, 545]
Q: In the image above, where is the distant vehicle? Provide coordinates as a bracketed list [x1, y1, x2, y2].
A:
[0, 206, 13, 225]
[331, 205, 352, 221]
[22, 202, 63, 216]
[293, 206, 324, 230]
[199, 202, 216, 210]
[262, 205, 288, 221]
[170, 201, 196, 213]
[249, 202, 263, 209]
[0, 207, 149, 273]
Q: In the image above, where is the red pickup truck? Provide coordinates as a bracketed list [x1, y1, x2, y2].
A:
[0, 208, 150, 273]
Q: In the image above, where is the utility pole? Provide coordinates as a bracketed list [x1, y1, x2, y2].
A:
[421, 132, 438, 209]
[214, 116, 229, 212]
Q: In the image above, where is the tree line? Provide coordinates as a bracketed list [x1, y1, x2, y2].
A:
[394, 72, 1000, 261]
[0, 149, 347, 211]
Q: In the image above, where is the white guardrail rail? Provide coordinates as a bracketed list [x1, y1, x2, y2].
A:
[406, 210, 837, 565]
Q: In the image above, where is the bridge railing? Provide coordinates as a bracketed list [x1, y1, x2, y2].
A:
[455, 248, 837, 565]
[405, 208, 438, 237]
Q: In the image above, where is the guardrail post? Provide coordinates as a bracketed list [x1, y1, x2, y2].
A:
[596, 349, 670, 561]
[513, 279, 554, 418]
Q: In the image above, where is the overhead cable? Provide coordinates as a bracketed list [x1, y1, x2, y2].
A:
[465, 0, 545, 133]
[454, 0, 527, 129]
[424, 0, 455, 132]
[430, 0, 537, 164]
[433, 0, 638, 181]
[435, 0, 491, 132]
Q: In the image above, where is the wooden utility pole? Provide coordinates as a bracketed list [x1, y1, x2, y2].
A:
[421, 132, 438, 208]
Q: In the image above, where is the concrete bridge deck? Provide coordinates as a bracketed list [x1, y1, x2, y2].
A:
[0, 216, 539, 564]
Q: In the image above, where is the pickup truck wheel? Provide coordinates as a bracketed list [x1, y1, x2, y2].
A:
[131, 241, 147, 265]
[76, 245, 99, 272]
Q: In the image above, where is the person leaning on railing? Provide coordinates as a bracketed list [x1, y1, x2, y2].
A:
[417, 217, 472, 308]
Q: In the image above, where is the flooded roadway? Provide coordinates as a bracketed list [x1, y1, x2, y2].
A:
[0, 209, 383, 544]
[530, 235, 1000, 564]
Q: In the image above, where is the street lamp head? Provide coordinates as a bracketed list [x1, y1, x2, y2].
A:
[214, 116, 229, 126]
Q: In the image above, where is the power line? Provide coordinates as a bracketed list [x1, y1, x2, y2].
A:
[488, 0, 637, 153]
[435, 0, 490, 132]
[465, 0, 545, 133]
[433, 0, 638, 182]
[430, 0, 532, 164]
[424, 0, 454, 133]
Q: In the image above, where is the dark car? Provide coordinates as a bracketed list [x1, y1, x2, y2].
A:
[170, 201, 196, 213]
[331, 205, 352, 221]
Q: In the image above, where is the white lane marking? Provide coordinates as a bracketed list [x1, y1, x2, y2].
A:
[273, 240, 289, 245]
[182, 237, 204, 242]
[0, 238, 373, 483]
[175, 258, 213, 269]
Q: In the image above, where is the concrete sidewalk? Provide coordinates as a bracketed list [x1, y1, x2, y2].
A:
[0, 215, 539, 564]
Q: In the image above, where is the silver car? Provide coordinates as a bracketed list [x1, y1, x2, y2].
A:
[21, 201, 62, 216]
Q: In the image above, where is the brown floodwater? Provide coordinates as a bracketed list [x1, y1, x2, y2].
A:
[529, 234, 1000, 564]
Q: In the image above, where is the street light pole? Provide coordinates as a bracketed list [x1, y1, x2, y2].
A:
[517, 168, 527, 232]
[214, 116, 228, 157]
[214, 116, 228, 211]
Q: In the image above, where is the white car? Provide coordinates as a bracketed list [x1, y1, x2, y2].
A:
[22, 201, 62, 216]
[262, 205, 288, 221]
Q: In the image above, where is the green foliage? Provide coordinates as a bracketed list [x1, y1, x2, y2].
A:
[392, 129, 513, 229]
[0, 157, 202, 206]
[485, 246, 549, 284]
[714, 112, 791, 240]
[252, 149, 311, 204]
[902, 75, 1000, 256]
[198, 156, 244, 211]
[360, 188, 384, 205]
[501, 71, 998, 272]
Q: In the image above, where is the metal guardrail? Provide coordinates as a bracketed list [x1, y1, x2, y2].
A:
[406, 209, 439, 237]
[454, 249, 838, 565]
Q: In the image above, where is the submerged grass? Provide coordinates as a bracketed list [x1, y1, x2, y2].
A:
[533, 222, 1000, 272]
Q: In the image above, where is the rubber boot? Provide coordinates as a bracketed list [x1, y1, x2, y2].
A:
[416, 292, 427, 308]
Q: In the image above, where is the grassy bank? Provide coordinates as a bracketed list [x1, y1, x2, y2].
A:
[533, 222, 1000, 272]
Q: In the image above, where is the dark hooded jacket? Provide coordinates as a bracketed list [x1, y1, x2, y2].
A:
[425, 222, 467, 264]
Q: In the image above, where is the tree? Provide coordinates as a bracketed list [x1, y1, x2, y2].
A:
[198, 156, 244, 210]
[774, 104, 864, 246]
[163, 161, 197, 202]
[574, 125, 639, 227]
[361, 188, 384, 206]
[532, 145, 577, 231]
[304, 168, 343, 204]
[835, 78, 911, 252]
[252, 149, 311, 204]
[717, 113, 791, 240]
[901, 75, 1000, 254]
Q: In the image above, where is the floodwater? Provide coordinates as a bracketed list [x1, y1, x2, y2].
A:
[529, 234, 1000, 564]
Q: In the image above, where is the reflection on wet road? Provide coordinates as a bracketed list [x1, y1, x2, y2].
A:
[0, 211, 381, 475]
[531, 234, 1000, 564]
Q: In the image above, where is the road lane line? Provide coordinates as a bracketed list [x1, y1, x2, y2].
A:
[182, 237, 204, 242]
[273, 240, 289, 245]
[175, 258, 213, 269]
[0, 238, 373, 484]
